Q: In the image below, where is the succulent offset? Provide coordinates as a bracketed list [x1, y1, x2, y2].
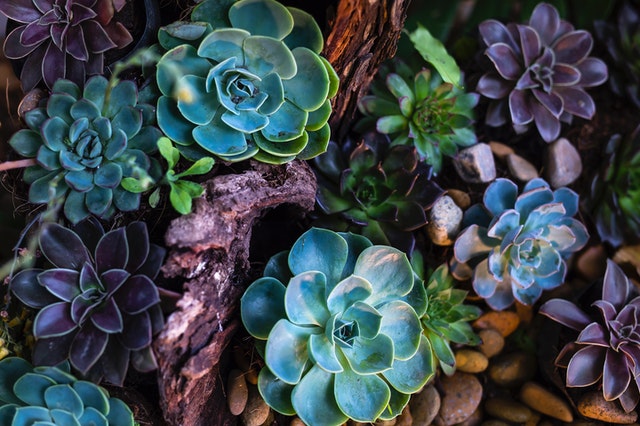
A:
[586, 125, 640, 247]
[477, 2, 608, 142]
[10, 219, 165, 386]
[358, 60, 478, 173]
[155, 0, 338, 164]
[453, 178, 589, 310]
[540, 260, 640, 413]
[0, 0, 133, 90]
[0, 357, 135, 425]
[241, 228, 434, 425]
[313, 134, 444, 254]
[9, 77, 162, 224]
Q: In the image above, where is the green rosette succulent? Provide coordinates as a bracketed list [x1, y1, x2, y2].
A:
[313, 134, 444, 254]
[241, 228, 434, 425]
[453, 178, 589, 310]
[9, 77, 162, 224]
[0, 357, 134, 425]
[155, 0, 338, 164]
[358, 60, 478, 174]
[586, 125, 640, 247]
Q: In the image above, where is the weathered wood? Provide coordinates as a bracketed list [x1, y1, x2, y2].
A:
[155, 161, 316, 426]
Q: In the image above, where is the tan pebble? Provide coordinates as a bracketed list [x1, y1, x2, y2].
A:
[485, 396, 532, 423]
[576, 245, 608, 281]
[489, 141, 515, 161]
[241, 385, 271, 426]
[455, 349, 488, 373]
[525, 411, 541, 426]
[439, 372, 483, 425]
[473, 311, 520, 337]
[515, 301, 534, 324]
[480, 421, 510, 426]
[259, 410, 274, 426]
[232, 344, 252, 372]
[290, 418, 305, 426]
[410, 384, 441, 426]
[454, 405, 483, 426]
[375, 418, 396, 425]
[245, 368, 259, 385]
[477, 328, 504, 358]
[488, 352, 536, 387]
[578, 391, 638, 424]
[18, 88, 47, 120]
[395, 404, 413, 426]
[228, 369, 248, 416]
[447, 189, 471, 210]
[507, 153, 539, 182]
[519, 381, 573, 422]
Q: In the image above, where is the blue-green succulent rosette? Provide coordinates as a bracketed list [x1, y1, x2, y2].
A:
[241, 228, 434, 425]
[453, 178, 589, 310]
[155, 0, 338, 164]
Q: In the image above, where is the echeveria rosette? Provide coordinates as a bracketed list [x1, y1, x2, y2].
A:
[0, 0, 133, 90]
[358, 60, 478, 174]
[9, 76, 162, 224]
[313, 135, 444, 254]
[241, 228, 434, 425]
[453, 178, 588, 310]
[540, 260, 640, 413]
[9, 220, 166, 386]
[155, 0, 338, 164]
[477, 2, 608, 142]
[0, 357, 135, 425]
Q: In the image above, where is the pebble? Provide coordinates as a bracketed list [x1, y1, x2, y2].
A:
[578, 391, 638, 424]
[228, 369, 249, 416]
[395, 405, 413, 426]
[375, 419, 396, 426]
[454, 405, 483, 426]
[519, 381, 574, 422]
[473, 311, 520, 337]
[428, 195, 463, 246]
[488, 352, 536, 388]
[290, 418, 305, 426]
[438, 372, 483, 425]
[454, 143, 497, 184]
[18, 88, 46, 119]
[545, 137, 582, 188]
[241, 385, 271, 426]
[506, 154, 539, 182]
[455, 349, 489, 373]
[480, 421, 510, 426]
[489, 141, 515, 161]
[484, 396, 532, 423]
[477, 328, 504, 358]
[447, 189, 471, 210]
[411, 384, 441, 426]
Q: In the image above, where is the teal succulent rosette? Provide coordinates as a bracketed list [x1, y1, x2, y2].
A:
[241, 228, 434, 425]
[155, 0, 338, 164]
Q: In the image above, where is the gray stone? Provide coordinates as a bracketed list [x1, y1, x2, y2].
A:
[428, 195, 463, 246]
[411, 384, 441, 426]
[454, 143, 497, 183]
[506, 154, 539, 182]
[545, 137, 582, 188]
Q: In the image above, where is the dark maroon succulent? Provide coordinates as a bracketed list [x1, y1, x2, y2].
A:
[477, 2, 608, 142]
[1, 0, 133, 90]
[10, 219, 165, 386]
[540, 259, 640, 412]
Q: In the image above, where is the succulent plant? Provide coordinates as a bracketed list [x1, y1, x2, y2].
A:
[421, 263, 482, 375]
[10, 219, 165, 386]
[9, 76, 163, 224]
[241, 228, 434, 425]
[453, 178, 589, 310]
[358, 60, 478, 174]
[585, 125, 640, 247]
[313, 134, 444, 254]
[594, 1, 640, 109]
[0, 357, 134, 425]
[477, 2, 608, 142]
[155, 0, 338, 164]
[1, 0, 133, 90]
[540, 259, 640, 413]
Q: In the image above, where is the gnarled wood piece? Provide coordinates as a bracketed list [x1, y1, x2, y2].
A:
[155, 161, 316, 426]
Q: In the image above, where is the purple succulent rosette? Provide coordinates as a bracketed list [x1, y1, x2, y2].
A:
[540, 260, 640, 413]
[477, 2, 608, 142]
[10, 219, 165, 385]
[453, 178, 589, 310]
[0, 0, 133, 90]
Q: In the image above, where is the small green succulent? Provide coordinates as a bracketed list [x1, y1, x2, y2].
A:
[358, 60, 478, 174]
[313, 134, 444, 254]
[586, 125, 640, 247]
[241, 228, 434, 425]
[155, 0, 339, 164]
[0, 357, 134, 425]
[9, 76, 162, 224]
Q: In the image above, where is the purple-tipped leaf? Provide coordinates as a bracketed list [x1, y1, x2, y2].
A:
[528, 2, 560, 45]
[602, 260, 630, 310]
[39, 223, 90, 270]
[38, 269, 81, 302]
[11, 269, 58, 308]
[576, 322, 609, 346]
[114, 275, 160, 314]
[0, 0, 41, 22]
[509, 89, 533, 125]
[486, 43, 522, 81]
[577, 58, 608, 87]
[34, 302, 77, 338]
[95, 227, 128, 273]
[120, 311, 152, 350]
[70, 323, 108, 373]
[539, 298, 591, 330]
[552, 30, 592, 64]
[479, 19, 519, 52]
[517, 25, 541, 68]
[102, 269, 131, 296]
[566, 345, 606, 387]
[603, 349, 632, 401]
[555, 87, 595, 120]
[91, 297, 124, 333]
